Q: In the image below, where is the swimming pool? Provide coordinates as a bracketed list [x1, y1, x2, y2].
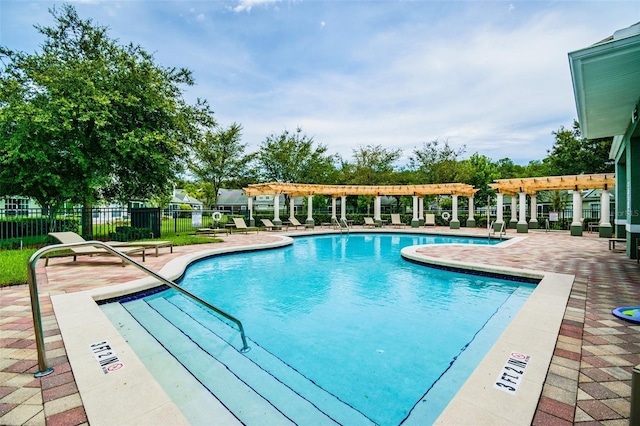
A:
[105, 233, 536, 425]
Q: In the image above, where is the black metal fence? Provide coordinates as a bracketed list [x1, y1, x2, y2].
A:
[0, 206, 615, 249]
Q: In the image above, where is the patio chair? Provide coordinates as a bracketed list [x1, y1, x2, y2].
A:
[363, 217, 376, 228]
[390, 214, 406, 228]
[288, 217, 308, 230]
[232, 217, 259, 234]
[260, 218, 280, 231]
[425, 213, 436, 226]
[46, 232, 146, 266]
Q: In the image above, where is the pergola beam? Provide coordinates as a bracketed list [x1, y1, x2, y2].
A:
[244, 182, 479, 197]
[489, 173, 615, 195]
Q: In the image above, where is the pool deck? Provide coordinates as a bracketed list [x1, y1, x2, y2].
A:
[1, 226, 639, 425]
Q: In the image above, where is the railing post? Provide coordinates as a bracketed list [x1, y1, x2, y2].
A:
[27, 241, 251, 376]
[27, 253, 54, 377]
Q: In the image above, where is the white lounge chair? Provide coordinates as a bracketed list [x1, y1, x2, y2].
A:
[425, 213, 436, 226]
[363, 217, 376, 228]
[232, 217, 259, 234]
[46, 232, 146, 266]
[260, 218, 280, 231]
[288, 217, 308, 230]
[390, 214, 406, 228]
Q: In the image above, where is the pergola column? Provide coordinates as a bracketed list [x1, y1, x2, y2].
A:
[411, 196, 420, 228]
[466, 196, 476, 227]
[529, 193, 538, 229]
[272, 194, 281, 226]
[331, 197, 337, 224]
[509, 195, 518, 229]
[418, 197, 425, 226]
[289, 197, 296, 221]
[306, 195, 314, 228]
[570, 189, 583, 236]
[374, 196, 382, 227]
[599, 188, 612, 238]
[517, 192, 528, 233]
[494, 193, 504, 232]
[450, 194, 460, 229]
[247, 197, 254, 227]
[340, 195, 347, 222]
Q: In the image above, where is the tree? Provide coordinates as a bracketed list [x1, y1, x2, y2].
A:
[409, 139, 468, 184]
[0, 5, 208, 228]
[347, 144, 402, 185]
[255, 127, 337, 184]
[461, 153, 499, 207]
[190, 123, 255, 208]
[543, 120, 613, 175]
[342, 144, 402, 213]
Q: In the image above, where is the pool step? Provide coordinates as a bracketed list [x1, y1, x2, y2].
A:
[124, 297, 374, 426]
[167, 295, 375, 426]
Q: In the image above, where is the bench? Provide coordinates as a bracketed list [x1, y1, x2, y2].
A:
[609, 238, 626, 251]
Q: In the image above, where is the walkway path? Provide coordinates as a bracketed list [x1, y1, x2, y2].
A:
[1, 228, 638, 425]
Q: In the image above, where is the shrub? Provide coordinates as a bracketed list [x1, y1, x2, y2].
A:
[109, 226, 153, 242]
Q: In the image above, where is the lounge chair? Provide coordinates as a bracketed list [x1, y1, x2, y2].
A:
[425, 213, 436, 226]
[232, 217, 259, 234]
[260, 218, 280, 231]
[390, 214, 406, 228]
[46, 232, 146, 266]
[363, 217, 376, 228]
[107, 240, 173, 256]
[288, 217, 308, 230]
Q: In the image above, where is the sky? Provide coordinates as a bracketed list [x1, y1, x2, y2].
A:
[1, 1, 639, 166]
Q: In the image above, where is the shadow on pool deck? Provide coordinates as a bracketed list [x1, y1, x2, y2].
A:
[0, 227, 638, 425]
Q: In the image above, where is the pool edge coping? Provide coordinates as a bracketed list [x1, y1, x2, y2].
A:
[50, 232, 571, 426]
[401, 244, 573, 425]
[50, 237, 294, 426]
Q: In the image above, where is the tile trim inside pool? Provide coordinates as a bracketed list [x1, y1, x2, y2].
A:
[50, 233, 573, 425]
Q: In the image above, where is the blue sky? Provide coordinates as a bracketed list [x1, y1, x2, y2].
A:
[2, 1, 639, 165]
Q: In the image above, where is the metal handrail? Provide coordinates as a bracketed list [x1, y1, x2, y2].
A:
[489, 221, 506, 240]
[339, 218, 350, 234]
[28, 241, 250, 377]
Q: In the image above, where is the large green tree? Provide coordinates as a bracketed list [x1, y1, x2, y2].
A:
[409, 139, 468, 183]
[461, 153, 499, 207]
[190, 123, 255, 208]
[342, 144, 402, 213]
[543, 120, 613, 175]
[345, 144, 402, 185]
[0, 5, 209, 214]
[255, 127, 337, 184]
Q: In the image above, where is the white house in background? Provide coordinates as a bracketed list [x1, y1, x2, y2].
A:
[168, 189, 203, 211]
[0, 196, 40, 215]
[216, 189, 305, 214]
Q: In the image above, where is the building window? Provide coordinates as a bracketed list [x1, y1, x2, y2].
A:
[5, 198, 29, 216]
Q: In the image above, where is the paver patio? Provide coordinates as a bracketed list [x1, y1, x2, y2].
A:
[1, 227, 638, 425]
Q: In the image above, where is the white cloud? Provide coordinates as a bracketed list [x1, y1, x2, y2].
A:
[233, 0, 280, 13]
[2, 0, 635, 166]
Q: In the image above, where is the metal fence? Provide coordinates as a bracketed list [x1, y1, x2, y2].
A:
[0, 205, 615, 249]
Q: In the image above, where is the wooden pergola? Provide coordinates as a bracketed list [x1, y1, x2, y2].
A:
[243, 182, 478, 229]
[488, 173, 615, 236]
[489, 173, 615, 195]
[244, 182, 478, 197]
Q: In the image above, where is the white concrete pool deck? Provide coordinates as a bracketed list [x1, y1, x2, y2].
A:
[48, 229, 573, 425]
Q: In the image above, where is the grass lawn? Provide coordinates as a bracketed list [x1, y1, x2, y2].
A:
[0, 235, 222, 287]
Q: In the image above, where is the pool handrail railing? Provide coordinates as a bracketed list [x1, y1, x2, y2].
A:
[339, 218, 350, 233]
[27, 241, 251, 377]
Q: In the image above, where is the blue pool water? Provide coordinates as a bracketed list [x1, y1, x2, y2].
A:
[122, 234, 535, 425]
